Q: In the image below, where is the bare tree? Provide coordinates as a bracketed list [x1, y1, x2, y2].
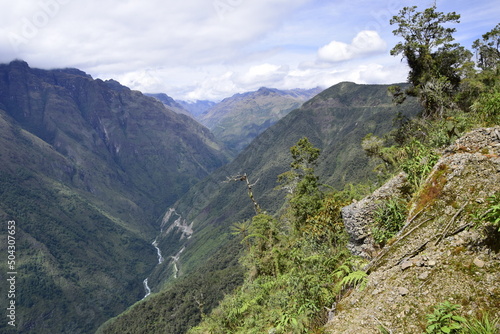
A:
[225, 173, 261, 214]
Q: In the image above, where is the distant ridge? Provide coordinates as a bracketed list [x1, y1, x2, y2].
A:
[100, 81, 420, 334]
[177, 99, 216, 119]
[0, 60, 229, 333]
[145, 92, 193, 117]
[199, 86, 323, 155]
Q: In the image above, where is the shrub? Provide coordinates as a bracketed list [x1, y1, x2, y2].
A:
[463, 313, 500, 334]
[484, 192, 500, 231]
[371, 197, 408, 246]
[424, 301, 466, 334]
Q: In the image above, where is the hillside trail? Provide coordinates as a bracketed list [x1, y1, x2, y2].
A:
[326, 127, 500, 333]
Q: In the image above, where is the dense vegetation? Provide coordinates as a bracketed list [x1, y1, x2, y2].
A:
[0, 61, 229, 333]
[2, 3, 497, 333]
[97, 237, 244, 334]
[152, 81, 421, 283]
[185, 5, 500, 334]
[189, 138, 371, 333]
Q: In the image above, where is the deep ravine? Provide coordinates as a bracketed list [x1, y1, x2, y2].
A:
[141, 208, 194, 299]
[142, 238, 164, 299]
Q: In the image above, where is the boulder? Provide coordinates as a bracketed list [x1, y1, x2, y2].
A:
[342, 172, 408, 259]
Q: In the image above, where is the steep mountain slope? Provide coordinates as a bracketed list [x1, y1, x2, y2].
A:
[0, 60, 228, 333]
[165, 83, 419, 262]
[326, 127, 500, 333]
[161, 82, 419, 279]
[200, 87, 323, 154]
[100, 82, 420, 333]
[145, 93, 192, 117]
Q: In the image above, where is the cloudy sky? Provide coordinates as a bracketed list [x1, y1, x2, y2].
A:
[0, 0, 498, 101]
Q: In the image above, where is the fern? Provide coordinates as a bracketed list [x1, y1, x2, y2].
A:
[333, 264, 352, 279]
[338, 270, 368, 291]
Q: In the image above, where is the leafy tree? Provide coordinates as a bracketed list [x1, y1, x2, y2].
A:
[472, 23, 500, 71]
[278, 137, 323, 232]
[390, 5, 472, 117]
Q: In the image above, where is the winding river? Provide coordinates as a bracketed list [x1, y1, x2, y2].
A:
[142, 239, 164, 299]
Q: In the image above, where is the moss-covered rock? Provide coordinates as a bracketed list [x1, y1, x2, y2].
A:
[326, 127, 500, 334]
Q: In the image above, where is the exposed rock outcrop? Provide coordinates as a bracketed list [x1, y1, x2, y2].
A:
[327, 127, 500, 334]
[342, 172, 408, 259]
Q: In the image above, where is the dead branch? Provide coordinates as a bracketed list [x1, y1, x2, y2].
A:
[225, 173, 262, 214]
[366, 217, 433, 273]
[435, 202, 467, 246]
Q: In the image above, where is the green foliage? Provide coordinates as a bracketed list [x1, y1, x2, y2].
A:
[97, 237, 244, 334]
[472, 89, 500, 119]
[484, 192, 500, 231]
[0, 171, 160, 334]
[400, 139, 440, 191]
[462, 313, 500, 334]
[336, 269, 368, 292]
[189, 139, 365, 334]
[278, 137, 324, 232]
[390, 5, 471, 118]
[371, 197, 408, 245]
[472, 23, 500, 71]
[290, 137, 321, 171]
[424, 301, 466, 334]
[361, 133, 401, 168]
[303, 192, 351, 246]
[378, 324, 393, 334]
[240, 213, 281, 277]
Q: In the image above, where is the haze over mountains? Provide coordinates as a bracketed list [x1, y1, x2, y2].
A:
[148, 87, 322, 156]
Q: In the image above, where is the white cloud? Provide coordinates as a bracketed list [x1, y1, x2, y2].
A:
[318, 41, 352, 62]
[317, 30, 387, 63]
[185, 71, 239, 101]
[1, 1, 498, 101]
[237, 63, 290, 86]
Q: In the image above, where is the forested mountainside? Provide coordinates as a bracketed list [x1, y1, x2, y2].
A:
[98, 82, 421, 334]
[199, 87, 323, 155]
[160, 82, 420, 277]
[101, 5, 500, 333]
[0, 60, 228, 333]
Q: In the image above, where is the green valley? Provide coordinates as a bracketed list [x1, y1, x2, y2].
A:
[1, 5, 499, 333]
[98, 5, 500, 334]
[0, 60, 228, 333]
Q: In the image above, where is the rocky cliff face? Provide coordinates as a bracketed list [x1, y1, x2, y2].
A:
[0, 60, 229, 333]
[0, 60, 228, 218]
[342, 172, 409, 259]
[327, 127, 500, 333]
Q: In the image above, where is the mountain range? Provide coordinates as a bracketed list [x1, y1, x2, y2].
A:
[149, 87, 322, 156]
[0, 60, 228, 333]
[98, 81, 421, 333]
[0, 61, 423, 334]
[197, 87, 323, 154]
